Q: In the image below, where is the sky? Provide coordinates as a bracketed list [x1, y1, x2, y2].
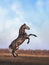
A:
[0, 0, 49, 50]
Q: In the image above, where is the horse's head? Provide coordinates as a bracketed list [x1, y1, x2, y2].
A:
[22, 23, 30, 30]
[19, 23, 30, 35]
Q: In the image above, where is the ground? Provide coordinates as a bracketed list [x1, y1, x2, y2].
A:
[0, 49, 49, 65]
[0, 54, 49, 65]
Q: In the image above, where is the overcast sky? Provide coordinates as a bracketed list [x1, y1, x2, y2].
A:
[0, 0, 49, 50]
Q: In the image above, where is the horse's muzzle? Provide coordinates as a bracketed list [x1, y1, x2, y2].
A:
[28, 27, 30, 30]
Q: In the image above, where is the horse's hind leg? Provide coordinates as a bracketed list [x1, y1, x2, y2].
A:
[15, 46, 19, 56]
[12, 49, 16, 57]
[12, 47, 19, 57]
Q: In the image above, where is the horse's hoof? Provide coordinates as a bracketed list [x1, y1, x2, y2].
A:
[13, 54, 16, 57]
[12, 54, 18, 57]
[12, 53, 16, 57]
[27, 42, 29, 44]
[13, 55, 16, 57]
[16, 54, 18, 56]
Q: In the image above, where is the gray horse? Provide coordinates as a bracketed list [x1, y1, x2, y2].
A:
[9, 24, 37, 57]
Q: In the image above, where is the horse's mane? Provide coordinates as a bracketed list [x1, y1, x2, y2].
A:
[19, 24, 26, 35]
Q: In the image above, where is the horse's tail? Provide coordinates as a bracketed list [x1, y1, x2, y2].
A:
[9, 44, 12, 49]
[9, 44, 14, 53]
[28, 34, 37, 37]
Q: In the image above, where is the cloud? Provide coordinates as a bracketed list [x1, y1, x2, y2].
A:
[36, 0, 43, 8]
[5, 19, 13, 29]
[0, 1, 41, 49]
[40, 21, 49, 43]
[0, 0, 49, 50]
[0, 7, 8, 32]
[0, 22, 3, 32]
[0, 7, 8, 19]
[11, 2, 24, 19]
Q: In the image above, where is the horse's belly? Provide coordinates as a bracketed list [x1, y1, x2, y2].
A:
[17, 38, 24, 45]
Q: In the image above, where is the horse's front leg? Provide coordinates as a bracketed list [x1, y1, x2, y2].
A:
[28, 34, 37, 37]
[26, 37, 30, 44]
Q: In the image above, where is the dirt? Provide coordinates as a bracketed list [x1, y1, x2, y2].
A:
[0, 49, 49, 65]
[0, 56, 49, 65]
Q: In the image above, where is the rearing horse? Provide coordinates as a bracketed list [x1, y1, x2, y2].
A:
[9, 24, 37, 57]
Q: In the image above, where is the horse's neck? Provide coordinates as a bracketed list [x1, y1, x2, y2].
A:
[19, 27, 25, 35]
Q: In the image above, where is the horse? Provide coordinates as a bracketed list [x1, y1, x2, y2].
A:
[9, 24, 37, 57]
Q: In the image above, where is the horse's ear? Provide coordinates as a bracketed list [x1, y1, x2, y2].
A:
[23, 23, 26, 25]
